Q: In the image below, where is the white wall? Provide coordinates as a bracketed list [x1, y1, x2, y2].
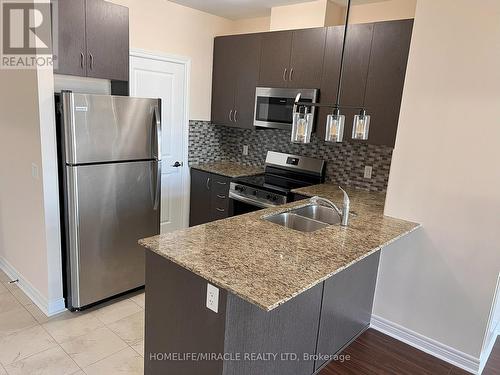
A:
[349, 0, 416, 24]
[374, 0, 500, 362]
[270, 0, 329, 31]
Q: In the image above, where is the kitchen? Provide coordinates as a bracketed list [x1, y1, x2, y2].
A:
[0, 0, 499, 375]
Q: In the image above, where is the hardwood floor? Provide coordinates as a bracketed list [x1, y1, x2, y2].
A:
[320, 329, 500, 375]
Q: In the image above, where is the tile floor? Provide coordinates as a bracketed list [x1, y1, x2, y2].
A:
[0, 269, 144, 375]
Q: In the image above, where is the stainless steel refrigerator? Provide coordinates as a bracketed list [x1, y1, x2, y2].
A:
[56, 91, 161, 310]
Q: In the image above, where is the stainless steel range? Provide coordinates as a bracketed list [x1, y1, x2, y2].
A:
[228, 151, 326, 216]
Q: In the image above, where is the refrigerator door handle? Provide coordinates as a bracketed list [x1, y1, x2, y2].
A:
[153, 105, 162, 161]
[153, 161, 161, 211]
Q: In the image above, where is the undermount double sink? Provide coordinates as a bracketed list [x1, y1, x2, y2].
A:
[264, 204, 342, 233]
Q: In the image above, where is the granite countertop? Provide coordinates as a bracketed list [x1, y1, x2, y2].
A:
[139, 183, 420, 311]
[190, 161, 264, 178]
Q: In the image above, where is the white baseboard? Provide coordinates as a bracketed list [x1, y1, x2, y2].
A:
[371, 314, 480, 374]
[0, 257, 66, 317]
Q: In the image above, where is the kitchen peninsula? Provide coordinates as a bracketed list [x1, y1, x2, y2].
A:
[139, 185, 420, 375]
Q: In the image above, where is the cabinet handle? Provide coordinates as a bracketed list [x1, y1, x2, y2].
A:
[80, 52, 84, 69]
[283, 68, 288, 82]
[89, 52, 94, 70]
[216, 208, 225, 212]
[206, 177, 210, 190]
[217, 194, 226, 199]
[216, 181, 227, 185]
[289, 68, 294, 81]
[234, 110, 238, 122]
[229, 109, 233, 122]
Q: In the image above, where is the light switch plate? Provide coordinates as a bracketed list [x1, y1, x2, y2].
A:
[206, 283, 219, 313]
[242, 145, 249, 156]
[364, 166, 373, 179]
[31, 163, 39, 179]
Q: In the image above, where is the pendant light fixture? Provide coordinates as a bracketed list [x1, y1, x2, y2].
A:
[291, 93, 314, 144]
[292, 0, 372, 143]
[325, 0, 351, 143]
[352, 109, 370, 140]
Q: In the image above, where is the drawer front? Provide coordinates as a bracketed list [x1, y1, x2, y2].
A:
[211, 175, 230, 196]
[210, 174, 230, 221]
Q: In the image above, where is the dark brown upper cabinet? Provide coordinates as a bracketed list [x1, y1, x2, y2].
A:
[54, 0, 87, 77]
[211, 34, 262, 129]
[363, 19, 413, 147]
[85, 0, 129, 81]
[259, 28, 326, 89]
[317, 20, 412, 147]
[53, 0, 129, 83]
[318, 24, 374, 138]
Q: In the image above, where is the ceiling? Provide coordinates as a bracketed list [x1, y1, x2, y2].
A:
[169, 0, 390, 20]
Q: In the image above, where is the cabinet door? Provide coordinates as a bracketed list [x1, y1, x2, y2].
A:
[258, 31, 293, 88]
[233, 34, 262, 129]
[189, 169, 212, 226]
[314, 252, 380, 371]
[288, 28, 326, 88]
[363, 19, 413, 146]
[211, 36, 237, 126]
[317, 26, 344, 137]
[53, 0, 86, 76]
[210, 174, 230, 221]
[318, 24, 374, 138]
[85, 0, 129, 81]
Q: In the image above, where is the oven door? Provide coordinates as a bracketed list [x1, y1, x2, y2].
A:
[229, 191, 279, 217]
[254, 87, 318, 130]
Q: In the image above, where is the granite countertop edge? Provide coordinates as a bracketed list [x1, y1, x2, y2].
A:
[140, 222, 421, 311]
[139, 183, 421, 312]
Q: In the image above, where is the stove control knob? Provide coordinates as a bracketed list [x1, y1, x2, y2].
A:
[252, 190, 257, 196]
[271, 195, 277, 201]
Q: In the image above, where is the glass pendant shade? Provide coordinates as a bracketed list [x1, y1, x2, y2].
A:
[325, 109, 345, 143]
[291, 108, 313, 144]
[352, 110, 370, 140]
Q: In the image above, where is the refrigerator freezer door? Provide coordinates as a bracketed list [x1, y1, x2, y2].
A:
[62, 92, 161, 165]
[66, 161, 160, 308]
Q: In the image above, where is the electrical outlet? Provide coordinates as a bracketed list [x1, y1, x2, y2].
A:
[206, 283, 219, 313]
[31, 163, 39, 179]
[364, 166, 373, 179]
[242, 145, 249, 156]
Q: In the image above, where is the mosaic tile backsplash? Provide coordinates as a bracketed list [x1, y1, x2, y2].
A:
[189, 120, 393, 192]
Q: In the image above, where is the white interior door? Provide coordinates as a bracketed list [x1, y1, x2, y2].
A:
[130, 52, 189, 233]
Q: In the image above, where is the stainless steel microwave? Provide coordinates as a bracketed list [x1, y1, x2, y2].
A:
[253, 87, 319, 130]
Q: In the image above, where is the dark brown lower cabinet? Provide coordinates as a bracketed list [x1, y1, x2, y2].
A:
[189, 169, 212, 226]
[189, 168, 231, 226]
[144, 251, 381, 375]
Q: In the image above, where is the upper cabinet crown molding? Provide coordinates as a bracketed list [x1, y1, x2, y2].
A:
[53, 0, 129, 84]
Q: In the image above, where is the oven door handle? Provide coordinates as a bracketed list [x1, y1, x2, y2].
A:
[229, 191, 279, 209]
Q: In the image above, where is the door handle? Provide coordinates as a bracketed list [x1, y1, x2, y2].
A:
[206, 177, 211, 190]
[153, 162, 161, 211]
[153, 105, 162, 161]
[89, 52, 94, 70]
[283, 68, 288, 82]
[216, 208, 225, 212]
[80, 52, 84, 69]
[289, 68, 294, 81]
[229, 109, 233, 122]
[234, 110, 238, 122]
[172, 161, 183, 168]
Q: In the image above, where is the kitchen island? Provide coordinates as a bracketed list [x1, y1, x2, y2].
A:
[139, 185, 420, 375]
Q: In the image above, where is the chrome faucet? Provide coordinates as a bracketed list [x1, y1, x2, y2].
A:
[310, 187, 350, 226]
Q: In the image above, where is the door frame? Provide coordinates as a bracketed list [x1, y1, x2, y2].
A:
[129, 49, 191, 228]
